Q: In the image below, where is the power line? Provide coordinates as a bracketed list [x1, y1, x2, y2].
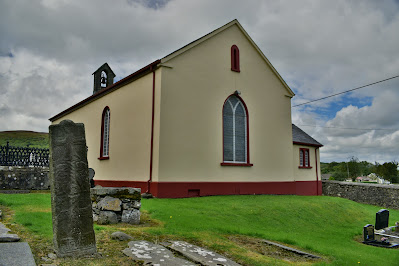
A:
[297, 124, 398, 131]
[292, 75, 399, 107]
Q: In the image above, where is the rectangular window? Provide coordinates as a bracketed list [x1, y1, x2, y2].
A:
[299, 148, 311, 168]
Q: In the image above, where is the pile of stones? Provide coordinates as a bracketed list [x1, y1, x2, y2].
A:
[91, 186, 141, 225]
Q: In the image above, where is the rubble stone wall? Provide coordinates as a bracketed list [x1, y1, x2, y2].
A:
[322, 180, 399, 209]
[91, 187, 141, 225]
[0, 166, 49, 190]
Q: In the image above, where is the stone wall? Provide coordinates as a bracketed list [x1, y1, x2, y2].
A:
[0, 166, 49, 190]
[322, 180, 399, 209]
[91, 187, 141, 225]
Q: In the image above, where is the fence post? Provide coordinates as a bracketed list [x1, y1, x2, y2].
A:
[6, 141, 9, 166]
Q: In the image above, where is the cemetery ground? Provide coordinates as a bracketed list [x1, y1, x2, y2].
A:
[1, 193, 399, 265]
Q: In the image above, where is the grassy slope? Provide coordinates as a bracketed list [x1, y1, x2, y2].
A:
[143, 195, 399, 265]
[0, 131, 49, 149]
[1, 194, 399, 265]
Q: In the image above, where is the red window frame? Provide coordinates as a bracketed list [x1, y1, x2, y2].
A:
[99, 106, 110, 160]
[299, 148, 312, 168]
[231, 45, 240, 72]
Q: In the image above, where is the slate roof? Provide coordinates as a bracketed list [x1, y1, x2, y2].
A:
[292, 124, 323, 147]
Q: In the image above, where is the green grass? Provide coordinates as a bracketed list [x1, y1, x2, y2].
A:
[143, 195, 399, 265]
[1, 193, 399, 265]
[0, 193, 53, 238]
[0, 131, 49, 149]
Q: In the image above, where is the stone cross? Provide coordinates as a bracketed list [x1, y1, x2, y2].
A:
[49, 120, 97, 257]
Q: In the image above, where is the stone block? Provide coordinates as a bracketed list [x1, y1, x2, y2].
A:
[123, 241, 195, 266]
[97, 196, 121, 211]
[98, 211, 118, 225]
[162, 240, 242, 265]
[122, 209, 140, 225]
[0, 233, 20, 242]
[0, 242, 36, 266]
[132, 200, 141, 209]
[111, 231, 133, 241]
[93, 213, 99, 222]
[91, 187, 141, 200]
[122, 201, 141, 210]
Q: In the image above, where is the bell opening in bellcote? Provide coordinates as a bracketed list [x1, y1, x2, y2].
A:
[100, 71, 107, 88]
[92, 63, 116, 95]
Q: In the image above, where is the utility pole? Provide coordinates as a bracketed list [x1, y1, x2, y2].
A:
[347, 163, 350, 179]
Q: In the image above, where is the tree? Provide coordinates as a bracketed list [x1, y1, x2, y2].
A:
[331, 163, 349, 181]
[375, 161, 398, 183]
[347, 156, 360, 181]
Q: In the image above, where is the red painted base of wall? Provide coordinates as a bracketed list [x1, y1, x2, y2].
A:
[94, 180, 322, 198]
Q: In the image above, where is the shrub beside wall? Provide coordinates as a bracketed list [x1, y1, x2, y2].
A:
[0, 166, 49, 190]
[322, 180, 399, 209]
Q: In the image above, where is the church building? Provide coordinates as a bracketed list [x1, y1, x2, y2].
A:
[50, 20, 322, 198]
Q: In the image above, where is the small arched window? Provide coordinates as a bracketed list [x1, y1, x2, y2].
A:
[231, 45, 240, 72]
[100, 107, 110, 159]
[100, 71, 107, 88]
[222, 94, 251, 165]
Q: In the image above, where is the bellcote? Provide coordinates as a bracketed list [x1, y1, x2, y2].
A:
[92, 63, 116, 94]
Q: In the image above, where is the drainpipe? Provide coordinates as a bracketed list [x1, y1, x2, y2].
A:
[315, 147, 319, 195]
[147, 62, 158, 194]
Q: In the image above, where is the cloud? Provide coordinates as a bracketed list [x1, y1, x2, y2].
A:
[0, 49, 91, 131]
[0, 0, 398, 163]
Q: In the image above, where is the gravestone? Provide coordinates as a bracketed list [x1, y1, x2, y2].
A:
[375, 209, 389, 230]
[363, 224, 375, 242]
[49, 120, 97, 257]
[88, 168, 95, 188]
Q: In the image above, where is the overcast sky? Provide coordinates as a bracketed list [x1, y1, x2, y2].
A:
[1, 0, 398, 163]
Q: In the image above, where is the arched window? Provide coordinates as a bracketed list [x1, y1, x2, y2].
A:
[100, 107, 110, 159]
[222, 94, 251, 165]
[231, 45, 240, 72]
[100, 71, 107, 87]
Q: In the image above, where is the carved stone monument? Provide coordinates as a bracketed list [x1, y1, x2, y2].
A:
[49, 120, 97, 257]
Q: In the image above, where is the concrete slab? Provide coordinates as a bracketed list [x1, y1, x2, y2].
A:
[0, 222, 20, 242]
[0, 223, 11, 231]
[123, 240, 195, 266]
[161, 241, 241, 266]
[0, 233, 20, 242]
[0, 227, 11, 234]
[0, 242, 36, 266]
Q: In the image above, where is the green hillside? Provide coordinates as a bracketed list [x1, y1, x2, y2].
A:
[1, 194, 399, 265]
[0, 131, 49, 149]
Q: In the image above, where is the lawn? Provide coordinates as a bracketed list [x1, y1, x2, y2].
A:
[0, 193, 398, 265]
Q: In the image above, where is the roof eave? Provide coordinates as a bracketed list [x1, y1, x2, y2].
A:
[49, 59, 161, 122]
[293, 141, 323, 148]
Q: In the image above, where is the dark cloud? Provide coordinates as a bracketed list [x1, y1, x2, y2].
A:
[127, 0, 170, 9]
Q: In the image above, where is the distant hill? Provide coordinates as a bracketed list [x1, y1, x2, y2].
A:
[0, 131, 49, 149]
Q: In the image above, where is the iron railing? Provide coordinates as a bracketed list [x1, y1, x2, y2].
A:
[0, 142, 49, 167]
